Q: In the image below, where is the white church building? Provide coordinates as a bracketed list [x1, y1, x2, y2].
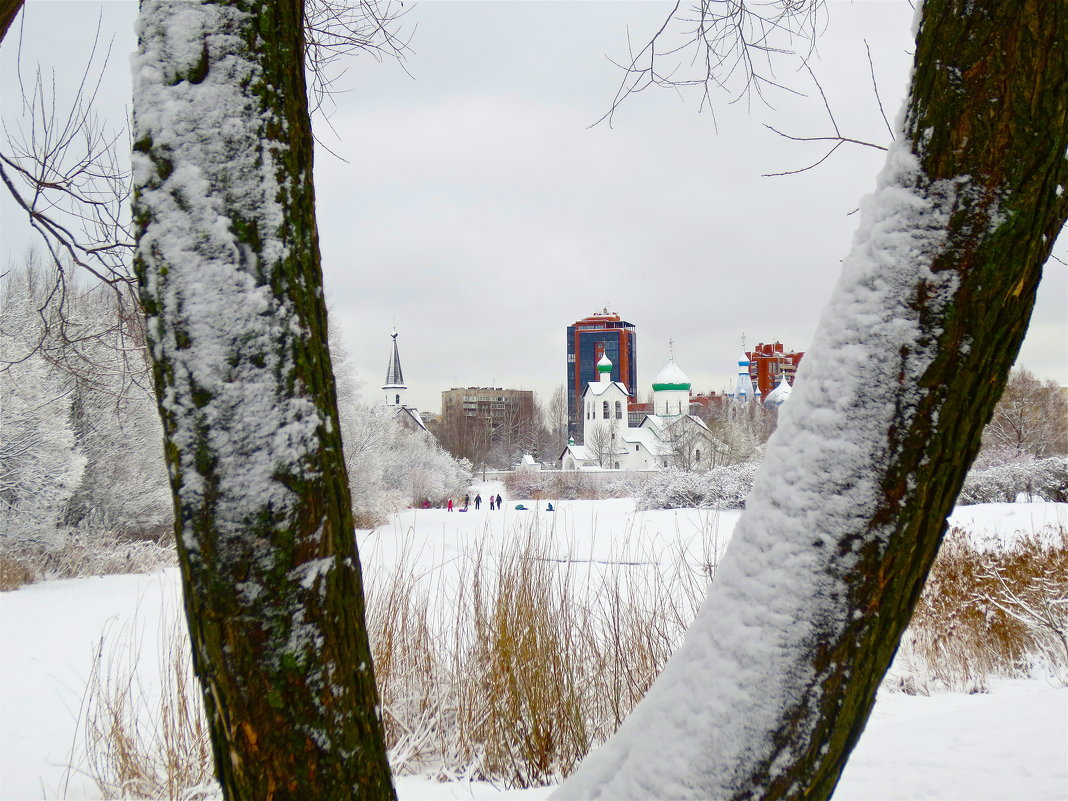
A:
[561, 352, 716, 471]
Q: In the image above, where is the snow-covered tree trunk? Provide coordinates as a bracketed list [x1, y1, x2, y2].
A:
[132, 2, 394, 799]
[556, 2, 1068, 799]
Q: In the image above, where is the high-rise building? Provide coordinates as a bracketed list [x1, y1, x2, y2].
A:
[566, 309, 637, 439]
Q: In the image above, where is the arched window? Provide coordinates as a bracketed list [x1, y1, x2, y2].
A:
[395, 394, 400, 405]
[615, 401, 623, 419]
[695, 448, 701, 463]
[603, 401, 610, 419]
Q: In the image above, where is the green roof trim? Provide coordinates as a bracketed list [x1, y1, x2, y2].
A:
[652, 382, 690, 391]
[597, 363, 613, 372]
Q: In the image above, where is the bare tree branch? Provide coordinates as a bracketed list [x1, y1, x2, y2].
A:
[595, 0, 825, 129]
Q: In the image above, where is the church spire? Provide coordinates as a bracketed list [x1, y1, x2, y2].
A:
[383, 329, 407, 406]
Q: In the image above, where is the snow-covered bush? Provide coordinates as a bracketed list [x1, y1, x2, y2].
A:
[340, 404, 471, 527]
[958, 457, 1068, 504]
[636, 462, 759, 510]
[503, 470, 651, 500]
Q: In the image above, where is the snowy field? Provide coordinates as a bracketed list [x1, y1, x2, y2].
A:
[2, 494, 1065, 800]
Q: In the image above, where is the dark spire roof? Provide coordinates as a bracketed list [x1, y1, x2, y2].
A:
[384, 330, 405, 388]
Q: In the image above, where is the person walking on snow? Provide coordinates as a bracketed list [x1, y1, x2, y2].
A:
[447, 499, 453, 512]
[489, 496, 495, 511]
[474, 494, 481, 510]
[464, 494, 470, 510]
[496, 493, 502, 510]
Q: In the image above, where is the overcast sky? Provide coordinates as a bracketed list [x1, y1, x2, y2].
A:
[3, 1, 1065, 413]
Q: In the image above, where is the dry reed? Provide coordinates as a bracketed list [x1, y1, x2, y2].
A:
[67, 518, 1066, 796]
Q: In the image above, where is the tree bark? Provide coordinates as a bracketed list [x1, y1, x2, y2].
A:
[132, 2, 395, 799]
[556, 2, 1068, 799]
[0, 0, 22, 44]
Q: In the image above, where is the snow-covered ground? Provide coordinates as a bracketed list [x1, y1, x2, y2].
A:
[2, 496, 1065, 800]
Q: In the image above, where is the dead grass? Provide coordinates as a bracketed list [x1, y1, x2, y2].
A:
[0, 524, 176, 592]
[0, 554, 36, 591]
[64, 613, 214, 800]
[891, 525, 1068, 693]
[68, 517, 1067, 795]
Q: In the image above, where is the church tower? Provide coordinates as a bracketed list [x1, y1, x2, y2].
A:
[733, 348, 757, 403]
[383, 329, 407, 407]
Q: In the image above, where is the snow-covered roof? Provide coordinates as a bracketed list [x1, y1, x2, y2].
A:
[640, 413, 709, 434]
[597, 353, 613, 372]
[584, 380, 629, 398]
[395, 406, 427, 432]
[618, 426, 671, 455]
[560, 443, 589, 462]
[653, 358, 691, 391]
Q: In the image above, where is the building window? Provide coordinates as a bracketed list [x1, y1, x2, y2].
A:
[395, 394, 400, 405]
[635, 444, 640, 452]
[695, 448, 701, 463]
[615, 401, 622, 419]
[602, 401, 609, 419]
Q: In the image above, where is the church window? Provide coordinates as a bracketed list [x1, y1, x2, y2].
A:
[395, 394, 400, 405]
[603, 401, 609, 419]
[695, 448, 701, 463]
[615, 401, 623, 419]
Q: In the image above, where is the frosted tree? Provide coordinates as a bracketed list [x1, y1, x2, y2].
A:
[0, 266, 85, 544]
[979, 367, 1068, 464]
[557, 2, 1068, 799]
[131, 2, 393, 799]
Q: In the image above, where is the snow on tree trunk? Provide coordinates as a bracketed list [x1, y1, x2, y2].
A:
[131, 2, 394, 799]
[555, 2, 1068, 799]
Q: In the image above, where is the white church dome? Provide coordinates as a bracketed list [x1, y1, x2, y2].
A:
[764, 374, 793, 409]
[652, 358, 691, 391]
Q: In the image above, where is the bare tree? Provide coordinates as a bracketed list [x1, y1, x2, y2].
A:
[586, 421, 618, 469]
[543, 384, 569, 456]
[981, 367, 1068, 462]
[660, 416, 714, 471]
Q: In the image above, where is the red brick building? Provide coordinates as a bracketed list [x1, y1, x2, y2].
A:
[747, 342, 804, 398]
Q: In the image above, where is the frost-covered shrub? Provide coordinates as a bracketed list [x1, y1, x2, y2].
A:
[958, 457, 1068, 504]
[636, 462, 759, 510]
[341, 404, 472, 527]
[503, 470, 651, 500]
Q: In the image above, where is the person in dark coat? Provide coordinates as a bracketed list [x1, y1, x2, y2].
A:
[464, 494, 470, 510]
[474, 494, 481, 510]
[496, 493, 502, 510]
